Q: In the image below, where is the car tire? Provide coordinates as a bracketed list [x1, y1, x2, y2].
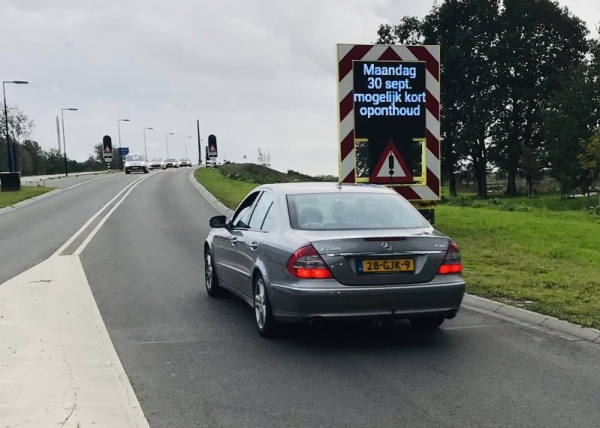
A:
[204, 247, 225, 297]
[409, 315, 445, 330]
[125, 169, 130, 174]
[253, 273, 280, 338]
[144, 168, 148, 174]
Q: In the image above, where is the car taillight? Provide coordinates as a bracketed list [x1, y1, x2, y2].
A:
[286, 244, 333, 279]
[437, 241, 462, 274]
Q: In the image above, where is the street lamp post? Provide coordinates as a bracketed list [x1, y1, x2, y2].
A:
[143, 127, 153, 161]
[117, 119, 130, 170]
[61, 108, 78, 177]
[3, 80, 29, 173]
[184, 136, 192, 158]
[166, 132, 174, 158]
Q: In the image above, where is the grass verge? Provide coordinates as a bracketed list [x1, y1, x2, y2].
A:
[436, 206, 600, 328]
[195, 165, 600, 328]
[0, 186, 56, 209]
[194, 167, 257, 209]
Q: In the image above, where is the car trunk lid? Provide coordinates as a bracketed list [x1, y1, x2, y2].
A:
[293, 229, 449, 285]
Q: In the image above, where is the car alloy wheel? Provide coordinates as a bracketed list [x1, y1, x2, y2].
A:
[204, 248, 224, 297]
[253, 274, 279, 338]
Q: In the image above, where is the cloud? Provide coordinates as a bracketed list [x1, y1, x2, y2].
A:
[0, 0, 596, 175]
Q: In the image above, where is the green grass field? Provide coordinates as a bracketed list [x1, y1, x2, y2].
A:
[0, 186, 55, 209]
[436, 206, 600, 328]
[194, 167, 258, 209]
[195, 165, 600, 328]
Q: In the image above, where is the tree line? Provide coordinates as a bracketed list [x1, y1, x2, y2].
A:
[377, 0, 600, 197]
[0, 106, 118, 176]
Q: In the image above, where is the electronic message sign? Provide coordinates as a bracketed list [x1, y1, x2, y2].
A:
[352, 60, 426, 183]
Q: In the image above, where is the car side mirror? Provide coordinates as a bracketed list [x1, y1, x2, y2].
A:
[209, 215, 227, 228]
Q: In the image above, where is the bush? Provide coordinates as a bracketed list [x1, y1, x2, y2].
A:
[499, 202, 531, 212]
[218, 163, 337, 184]
[444, 196, 476, 207]
[588, 204, 600, 216]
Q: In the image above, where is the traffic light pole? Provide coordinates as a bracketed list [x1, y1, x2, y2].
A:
[197, 120, 201, 165]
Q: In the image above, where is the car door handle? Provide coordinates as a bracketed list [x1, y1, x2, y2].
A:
[249, 241, 258, 250]
[229, 237, 238, 245]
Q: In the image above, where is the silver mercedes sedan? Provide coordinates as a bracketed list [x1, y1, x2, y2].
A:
[204, 182, 465, 338]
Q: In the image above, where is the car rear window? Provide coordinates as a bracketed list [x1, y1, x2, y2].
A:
[287, 192, 428, 230]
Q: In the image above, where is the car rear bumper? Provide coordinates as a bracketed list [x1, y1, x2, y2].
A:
[268, 279, 466, 323]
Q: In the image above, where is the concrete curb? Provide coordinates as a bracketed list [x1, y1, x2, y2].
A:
[0, 205, 15, 215]
[0, 188, 64, 214]
[188, 168, 235, 217]
[187, 170, 600, 346]
[463, 294, 600, 344]
[20, 170, 110, 184]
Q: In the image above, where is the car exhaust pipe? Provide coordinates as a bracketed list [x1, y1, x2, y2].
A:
[308, 317, 327, 328]
[445, 311, 457, 320]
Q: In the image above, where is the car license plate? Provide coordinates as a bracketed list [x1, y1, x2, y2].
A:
[359, 259, 415, 274]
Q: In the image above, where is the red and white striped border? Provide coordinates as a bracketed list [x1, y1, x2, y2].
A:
[337, 44, 441, 201]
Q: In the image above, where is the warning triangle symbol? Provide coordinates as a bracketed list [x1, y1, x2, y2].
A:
[370, 140, 413, 184]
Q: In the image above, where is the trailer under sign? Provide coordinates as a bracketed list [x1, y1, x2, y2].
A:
[336, 44, 441, 209]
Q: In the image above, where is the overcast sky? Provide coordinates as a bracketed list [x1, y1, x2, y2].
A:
[1, 0, 598, 176]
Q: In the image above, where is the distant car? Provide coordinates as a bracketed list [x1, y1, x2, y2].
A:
[149, 158, 165, 170]
[204, 182, 466, 338]
[179, 158, 192, 167]
[124, 153, 148, 174]
[163, 158, 178, 169]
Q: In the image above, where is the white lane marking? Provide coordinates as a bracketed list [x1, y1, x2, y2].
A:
[72, 175, 150, 256]
[51, 176, 146, 257]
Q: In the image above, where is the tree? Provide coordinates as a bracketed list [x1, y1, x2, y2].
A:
[490, 0, 589, 196]
[377, 1, 501, 197]
[257, 147, 271, 167]
[21, 140, 46, 175]
[376, 16, 425, 45]
[542, 61, 600, 196]
[432, 0, 501, 198]
[19, 149, 33, 176]
[579, 129, 600, 192]
[377, 0, 590, 198]
[0, 106, 34, 171]
[43, 148, 64, 175]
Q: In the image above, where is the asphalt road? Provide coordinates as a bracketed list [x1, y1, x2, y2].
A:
[74, 167, 600, 428]
[0, 172, 144, 285]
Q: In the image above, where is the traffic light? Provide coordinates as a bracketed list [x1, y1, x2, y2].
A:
[208, 134, 218, 157]
[102, 135, 113, 158]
